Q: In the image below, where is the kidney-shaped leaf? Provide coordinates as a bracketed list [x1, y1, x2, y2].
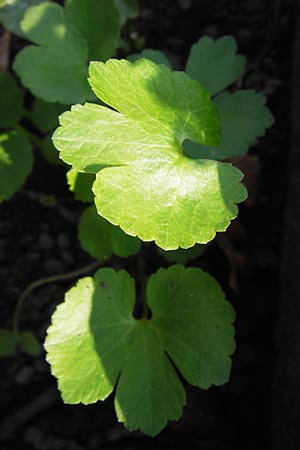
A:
[53, 59, 247, 249]
[45, 265, 235, 436]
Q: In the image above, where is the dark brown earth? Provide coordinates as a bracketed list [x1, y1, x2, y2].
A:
[0, 0, 294, 449]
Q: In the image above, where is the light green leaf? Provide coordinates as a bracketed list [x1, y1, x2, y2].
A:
[128, 48, 172, 68]
[78, 205, 141, 260]
[158, 244, 206, 264]
[45, 265, 235, 435]
[185, 36, 246, 96]
[0, 328, 18, 356]
[13, 2, 95, 104]
[19, 331, 42, 356]
[113, 0, 139, 24]
[0, 73, 24, 128]
[31, 99, 67, 132]
[0, 131, 33, 202]
[65, 0, 120, 61]
[53, 59, 246, 249]
[66, 168, 95, 202]
[0, 0, 46, 36]
[184, 90, 275, 160]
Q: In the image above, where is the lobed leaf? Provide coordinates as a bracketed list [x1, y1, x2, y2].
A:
[185, 35, 246, 96]
[184, 90, 275, 160]
[0, 131, 33, 202]
[78, 204, 141, 260]
[53, 58, 246, 249]
[45, 265, 235, 435]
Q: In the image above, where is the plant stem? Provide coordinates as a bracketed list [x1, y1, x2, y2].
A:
[137, 253, 149, 319]
[12, 260, 101, 333]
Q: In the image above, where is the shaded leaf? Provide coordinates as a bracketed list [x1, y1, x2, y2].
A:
[185, 35, 246, 96]
[0, 131, 33, 201]
[0, 328, 18, 356]
[0, 0, 46, 36]
[184, 90, 274, 160]
[13, 2, 96, 104]
[158, 244, 206, 264]
[128, 48, 172, 68]
[78, 204, 141, 260]
[0, 72, 23, 128]
[65, 0, 120, 61]
[66, 168, 95, 202]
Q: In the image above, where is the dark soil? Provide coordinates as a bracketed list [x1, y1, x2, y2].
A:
[0, 0, 293, 449]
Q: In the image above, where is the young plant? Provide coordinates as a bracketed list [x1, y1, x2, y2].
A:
[44, 52, 263, 436]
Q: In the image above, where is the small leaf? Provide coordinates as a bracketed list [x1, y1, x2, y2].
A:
[0, 0, 46, 36]
[184, 90, 275, 160]
[31, 99, 67, 132]
[65, 0, 120, 61]
[19, 331, 42, 356]
[53, 59, 246, 250]
[0, 328, 18, 356]
[0, 72, 24, 128]
[41, 134, 63, 165]
[78, 204, 141, 260]
[185, 35, 246, 96]
[158, 244, 206, 264]
[128, 49, 172, 68]
[45, 265, 235, 435]
[66, 168, 95, 203]
[13, 2, 95, 104]
[0, 131, 33, 202]
[113, 0, 139, 24]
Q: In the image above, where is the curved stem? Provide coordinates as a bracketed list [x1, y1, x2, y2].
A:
[12, 260, 102, 333]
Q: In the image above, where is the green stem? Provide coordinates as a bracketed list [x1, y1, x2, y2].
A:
[137, 253, 149, 319]
[12, 260, 102, 333]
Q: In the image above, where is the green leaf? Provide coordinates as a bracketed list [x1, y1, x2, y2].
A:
[128, 49, 172, 68]
[40, 134, 62, 165]
[53, 59, 246, 250]
[13, 2, 95, 104]
[31, 99, 67, 132]
[185, 36, 246, 96]
[45, 265, 235, 435]
[78, 205, 141, 260]
[0, 328, 18, 356]
[65, 0, 120, 61]
[0, 0, 46, 36]
[19, 331, 42, 356]
[66, 168, 95, 202]
[0, 73, 24, 128]
[113, 0, 139, 24]
[0, 131, 33, 202]
[158, 244, 206, 264]
[184, 90, 275, 160]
